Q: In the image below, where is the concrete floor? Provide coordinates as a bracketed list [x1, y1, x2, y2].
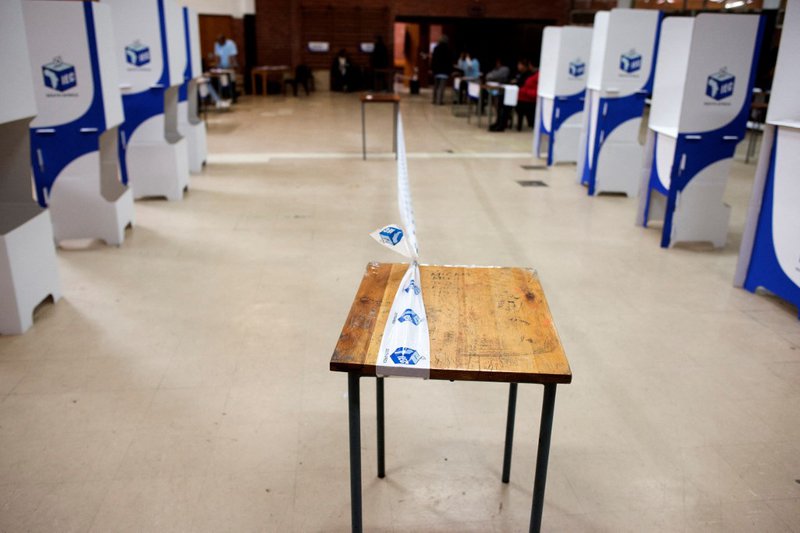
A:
[1, 92, 798, 532]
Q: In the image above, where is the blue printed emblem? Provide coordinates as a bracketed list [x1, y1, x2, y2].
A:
[404, 279, 421, 295]
[398, 308, 421, 325]
[569, 59, 585, 78]
[619, 50, 642, 73]
[379, 226, 404, 246]
[42, 57, 76, 92]
[390, 347, 421, 365]
[125, 41, 151, 67]
[706, 68, 734, 101]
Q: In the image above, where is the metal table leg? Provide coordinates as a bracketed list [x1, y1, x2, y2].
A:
[529, 383, 557, 533]
[502, 383, 518, 483]
[377, 377, 385, 478]
[348, 373, 363, 532]
[361, 102, 366, 160]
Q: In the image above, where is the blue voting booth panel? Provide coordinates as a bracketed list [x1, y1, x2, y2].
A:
[539, 92, 586, 166]
[743, 130, 800, 315]
[578, 9, 662, 196]
[27, 3, 111, 207]
[641, 14, 764, 248]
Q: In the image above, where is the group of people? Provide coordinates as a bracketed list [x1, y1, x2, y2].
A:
[431, 36, 539, 132]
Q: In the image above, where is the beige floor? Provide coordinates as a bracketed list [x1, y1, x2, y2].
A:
[1, 92, 799, 532]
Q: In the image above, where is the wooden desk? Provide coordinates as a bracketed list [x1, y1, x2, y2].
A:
[360, 93, 400, 160]
[251, 65, 289, 96]
[331, 262, 572, 532]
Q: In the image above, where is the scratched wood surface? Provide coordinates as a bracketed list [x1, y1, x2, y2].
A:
[360, 92, 401, 104]
[330, 263, 572, 384]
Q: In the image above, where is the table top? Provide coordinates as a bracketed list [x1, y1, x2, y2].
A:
[360, 92, 401, 104]
[252, 65, 290, 72]
[330, 263, 572, 384]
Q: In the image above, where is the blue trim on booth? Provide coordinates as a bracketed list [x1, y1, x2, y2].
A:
[659, 15, 765, 248]
[545, 91, 585, 166]
[743, 132, 800, 317]
[118, 0, 171, 185]
[179, 6, 192, 103]
[582, 12, 662, 196]
[29, 3, 107, 207]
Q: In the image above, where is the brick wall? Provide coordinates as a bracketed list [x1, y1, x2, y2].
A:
[255, 0, 572, 67]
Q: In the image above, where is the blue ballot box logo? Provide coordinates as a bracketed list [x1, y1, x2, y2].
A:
[569, 59, 585, 78]
[398, 308, 421, 325]
[706, 68, 735, 101]
[379, 226, 404, 246]
[42, 57, 76, 92]
[404, 279, 421, 295]
[390, 347, 421, 365]
[125, 41, 151, 67]
[619, 49, 642, 74]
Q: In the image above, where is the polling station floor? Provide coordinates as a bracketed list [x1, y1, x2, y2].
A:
[0, 92, 798, 532]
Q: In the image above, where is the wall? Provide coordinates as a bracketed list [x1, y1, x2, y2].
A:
[256, 0, 571, 67]
[183, 0, 255, 17]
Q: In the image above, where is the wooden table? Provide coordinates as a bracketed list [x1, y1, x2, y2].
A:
[251, 65, 289, 96]
[330, 262, 572, 532]
[360, 93, 400, 160]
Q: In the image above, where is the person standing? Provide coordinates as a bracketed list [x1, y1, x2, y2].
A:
[370, 35, 390, 92]
[214, 34, 238, 101]
[431, 36, 452, 105]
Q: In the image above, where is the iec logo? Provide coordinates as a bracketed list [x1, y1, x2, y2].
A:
[125, 41, 151, 66]
[398, 308, 421, 325]
[379, 226, 403, 246]
[404, 279, 421, 295]
[619, 49, 642, 73]
[42, 57, 76, 92]
[569, 59, 585, 78]
[706, 67, 735, 101]
[390, 347, 421, 365]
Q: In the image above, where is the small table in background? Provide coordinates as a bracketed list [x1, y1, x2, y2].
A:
[360, 93, 400, 160]
[251, 65, 290, 96]
[330, 262, 573, 533]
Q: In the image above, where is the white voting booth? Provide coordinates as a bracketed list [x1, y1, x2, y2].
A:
[179, 6, 207, 173]
[735, 0, 800, 314]
[0, 0, 60, 335]
[533, 26, 592, 165]
[24, 1, 134, 247]
[104, 0, 189, 201]
[636, 14, 763, 248]
[577, 9, 661, 196]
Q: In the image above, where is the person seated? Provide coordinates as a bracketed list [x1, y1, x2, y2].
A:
[456, 52, 481, 104]
[516, 64, 539, 131]
[491, 59, 533, 132]
[485, 58, 510, 84]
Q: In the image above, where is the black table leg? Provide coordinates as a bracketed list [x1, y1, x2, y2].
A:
[361, 102, 366, 160]
[502, 382, 518, 483]
[529, 383, 557, 533]
[376, 377, 385, 478]
[348, 373, 363, 533]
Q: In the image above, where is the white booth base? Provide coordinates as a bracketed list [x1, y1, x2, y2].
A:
[183, 121, 206, 174]
[127, 139, 190, 201]
[0, 204, 61, 335]
[48, 151, 135, 246]
[593, 117, 643, 196]
[553, 112, 584, 164]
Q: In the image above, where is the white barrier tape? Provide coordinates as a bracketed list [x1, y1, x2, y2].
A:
[372, 114, 430, 378]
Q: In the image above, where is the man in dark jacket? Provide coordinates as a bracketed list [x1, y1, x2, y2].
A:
[431, 36, 452, 105]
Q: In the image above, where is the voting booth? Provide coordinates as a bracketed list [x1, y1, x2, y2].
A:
[533, 26, 592, 165]
[735, 0, 800, 314]
[0, 0, 61, 335]
[104, 0, 189, 201]
[24, 1, 134, 247]
[178, 6, 207, 174]
[576, 9, 661, 196]
[636, 14, 763, 248]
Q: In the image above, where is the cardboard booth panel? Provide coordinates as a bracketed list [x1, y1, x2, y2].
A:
[164, 0, 186, 86]
[185, 7, 202, 79]
[766, 0, 800, 124]
[769, 128, 800, 287]
[558, 27, 592, 96]
[92, 3, 124, 128]
[0, 0, 37, 124]
[537, 28, 561, 99]
[649, 17, 694, 137]
[103, 0, 164, 93]
[25, 2, 93, 129]
[678, 14, 761, 134]
[587, 12, 609, 91]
